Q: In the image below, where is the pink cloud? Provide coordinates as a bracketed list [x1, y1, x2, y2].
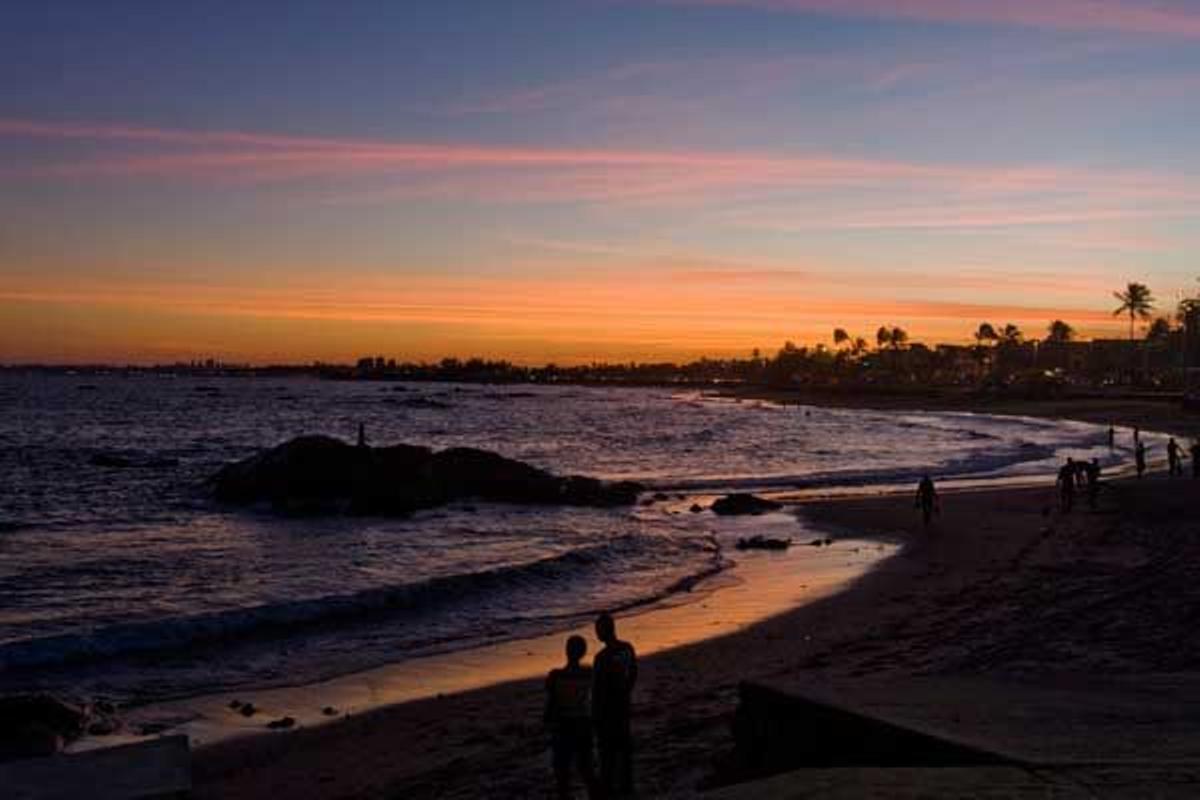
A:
[657, 0, 1200, 38]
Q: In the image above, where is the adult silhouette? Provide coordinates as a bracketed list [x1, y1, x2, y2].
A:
[915, 475, 939, 527]
[592, 613, 637, 798]
[545, 635, 597, 799]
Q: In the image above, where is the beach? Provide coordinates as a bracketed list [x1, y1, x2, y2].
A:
[187, 399, 1200, 798]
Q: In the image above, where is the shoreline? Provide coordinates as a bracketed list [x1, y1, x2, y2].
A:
[182, 397, 1200, 799]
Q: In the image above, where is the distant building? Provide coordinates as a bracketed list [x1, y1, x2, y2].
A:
[1037, 340, 1089, 373]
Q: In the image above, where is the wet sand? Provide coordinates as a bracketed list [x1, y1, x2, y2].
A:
[188, 457, 1200, 798]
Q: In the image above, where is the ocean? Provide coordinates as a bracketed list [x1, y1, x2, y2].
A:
[0, 374, 1139, 703]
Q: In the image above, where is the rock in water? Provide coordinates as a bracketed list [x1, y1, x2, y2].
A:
[0, 694, 86, 761]
[211, 436, 642, 516]
[711, 493, 783, 516]
[735, 535, 792, 551]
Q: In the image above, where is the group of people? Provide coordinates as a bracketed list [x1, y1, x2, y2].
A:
[544, 612, 638, 799]
[1114, 425, 1199, 480]
[1056, 456, 1103, 512]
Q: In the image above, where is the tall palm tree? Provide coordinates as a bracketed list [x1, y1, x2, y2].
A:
[1112, 282, 1155, 342]
[889, 327, 908, 350]
[833, 328, 850, 348]
[1000, 323, 1022, 344]
[876, 326, 892, 350]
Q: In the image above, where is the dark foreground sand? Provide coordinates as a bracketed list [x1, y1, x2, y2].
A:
[192, 452, 1200, 798]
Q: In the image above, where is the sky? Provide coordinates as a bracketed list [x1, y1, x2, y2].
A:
[2, 0, 1199, 365]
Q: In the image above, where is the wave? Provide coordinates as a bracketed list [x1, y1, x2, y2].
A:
[641, 442, 1060, 493]
[0, 534, 724, 672]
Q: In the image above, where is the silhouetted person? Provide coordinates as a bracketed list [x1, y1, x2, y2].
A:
[1057, 458, 1076, 512]
[1135, 441, 1147, 479]
[915, 474, 939, 526]
[1192, 440, 1200, 479]
[1133, 427, 1141, 447]
[357, 422, 367, 448]
[1107, 424, 1116, 450]
[546, 635, 596, 800]
[593, 613, 637, 798]
[1085, 458, 1101, 509]
[1167, 437, 1183, 477]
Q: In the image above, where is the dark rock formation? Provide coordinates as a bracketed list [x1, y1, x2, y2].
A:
[735, 536, 791, 551]
[0, 695, 86, 761]
[711, 493, 784, 516]
[211, 436, 642, 516]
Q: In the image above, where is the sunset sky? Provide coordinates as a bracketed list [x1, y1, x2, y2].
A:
[3, 1, 1199, 364]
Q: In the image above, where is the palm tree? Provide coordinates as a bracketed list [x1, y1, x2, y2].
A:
[889, 327, 908, 350]
[833, 328, 850, 348]
[876, 326, 892, 350]
[1000, 323, 1022, 344]
[1112, 282, 1155, 342]
[974, 322, 998, 346]
[852, 337, 868, 356]
[1046, 319, 1075, 342]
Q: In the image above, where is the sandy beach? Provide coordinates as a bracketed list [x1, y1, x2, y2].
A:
[186, 399, 1200, 799]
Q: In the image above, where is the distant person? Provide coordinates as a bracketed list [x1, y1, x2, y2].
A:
[593, 613, 637, 798]
[1107, 424, 1116, 450]
[1192, 440, 1200, 479]
[1167, 437, 1183, 477]
[1085, 458, 1101, 510]
[914, 475, 939, 527]
[1133, 427, 1141, 447]
[357, 422, 367, 448]
[1057, 458, 1076, 512]
[545, 635, 596, 800]
[1135, 441, 1147, 479]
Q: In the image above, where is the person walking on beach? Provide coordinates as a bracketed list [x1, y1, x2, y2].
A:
[1167, 437, 1183, 477]
[1085, 458, 1101, 510]
[545, 635, 597, 799]
[1136, 441, 1147, 479]
[915, 475, 939, 527]
[593, 613, 637, 798]
[1107, 424, 1116, 450]
[1057, 458, 1076, 512]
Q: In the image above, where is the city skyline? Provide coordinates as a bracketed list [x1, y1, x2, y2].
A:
[3, 1, 1199, 364]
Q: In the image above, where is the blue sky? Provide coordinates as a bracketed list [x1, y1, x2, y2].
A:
[2, 0, 1199, 363]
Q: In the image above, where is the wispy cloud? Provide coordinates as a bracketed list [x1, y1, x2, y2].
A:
[655, 0, 1200, 38]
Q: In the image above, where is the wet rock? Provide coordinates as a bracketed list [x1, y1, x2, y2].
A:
[322, 706, 338, 716]
[267, 716, 296, 730]
[652, 492, 670, 501]
[0, 694, 86, 761]
[689, 504, 704, 514]
[239, 703, 258, 717]
[735, 536, 792, 551]
[211, 436, 642, 516]
[711, 493, 783, 516]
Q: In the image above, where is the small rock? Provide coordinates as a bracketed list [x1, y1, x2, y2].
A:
[239, 703, 257, 718]
[267, 716, 296, 730]
[711, 493, 783, 516]
[689, 504, 704, 514]
[322, 706, 338, 716]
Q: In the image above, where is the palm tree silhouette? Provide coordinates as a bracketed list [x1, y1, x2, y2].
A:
[876, 326, 892, 350]
[1112, 282, 1155, 342]
[1046, 319, 1075, 342]
[833, 328, 850, 348]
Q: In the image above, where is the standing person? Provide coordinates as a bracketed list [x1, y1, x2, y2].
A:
[915, 475, 939, 527]
[1136, 441, 1147, 479]
[1057, 458, 1076, 512]
[593, 613, 637, 799]
[545, 635, 596, 800]
[1085, 458, 1101, 510]
[1133, 427, 1141, 447]
[1107, 424, 1116, 450]
[1167, 437, 1183, 477]
[1192, 439, 1200, 479]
